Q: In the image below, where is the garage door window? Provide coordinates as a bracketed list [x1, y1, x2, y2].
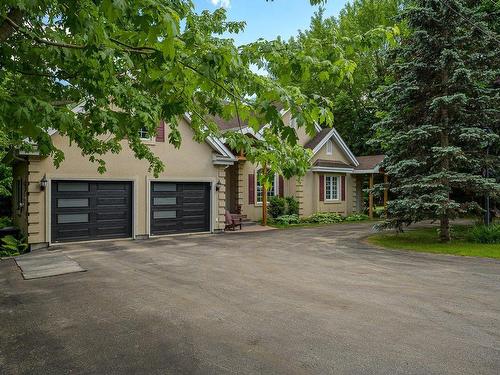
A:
[57, 213, 89, 224]
[153, 183, 176, 192]
[153, 210, 176, 219]
[58, 182, 89, 192]
[153, 197, 176, 205]
[57, 198, 89, 208]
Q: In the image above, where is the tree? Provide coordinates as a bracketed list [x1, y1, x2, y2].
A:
[0, 131, 12, 196]
[0, 0, 343, 182]
[374, 0, 500, 241]
[262, 0, 403, 156]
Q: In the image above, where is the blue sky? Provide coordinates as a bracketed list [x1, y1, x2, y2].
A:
[193, 0, 348, 45]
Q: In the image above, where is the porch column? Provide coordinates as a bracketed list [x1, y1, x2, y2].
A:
[296, 178, 305, 217]
[383, 173, 389, 218]
[217, 167, 227, 231]
[262, 163, 267, 226]
[369, 173, 374, 219]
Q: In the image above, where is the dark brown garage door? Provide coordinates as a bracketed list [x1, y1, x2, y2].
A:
[150, 182, 211, 235]
[51, 181, 132, 243]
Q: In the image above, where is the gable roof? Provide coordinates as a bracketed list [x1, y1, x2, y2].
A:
[305, 127, 359, 167]
[304, 128, 331, 150]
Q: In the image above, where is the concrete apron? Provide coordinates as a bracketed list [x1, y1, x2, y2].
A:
[15, 251, 86, 280]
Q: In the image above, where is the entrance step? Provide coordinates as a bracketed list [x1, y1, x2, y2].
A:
[241, 220, 258, 227]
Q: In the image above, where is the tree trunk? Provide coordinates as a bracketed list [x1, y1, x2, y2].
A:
[440, 61, 451, 242]
[440, 215, 450, 242]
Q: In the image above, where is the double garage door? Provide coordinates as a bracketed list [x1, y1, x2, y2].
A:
[51, 180, 210, 243]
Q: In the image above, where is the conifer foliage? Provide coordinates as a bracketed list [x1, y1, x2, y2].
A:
[375, 0, 500, 241]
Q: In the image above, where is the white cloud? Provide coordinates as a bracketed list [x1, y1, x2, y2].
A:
[211, 0, 231, 8]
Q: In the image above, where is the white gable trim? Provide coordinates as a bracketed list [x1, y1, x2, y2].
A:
[311, 166, 354, 173]
[182, 113, 237, 160]
[311, 128, 359, 167]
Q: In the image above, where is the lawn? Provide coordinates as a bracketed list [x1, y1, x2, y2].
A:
[367, 225, 500, 259]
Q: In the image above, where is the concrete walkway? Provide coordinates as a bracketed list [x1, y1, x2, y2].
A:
[15, 251, 86, 280]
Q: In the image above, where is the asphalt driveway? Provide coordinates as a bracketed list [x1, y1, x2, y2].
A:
[1, 222, 499, 374]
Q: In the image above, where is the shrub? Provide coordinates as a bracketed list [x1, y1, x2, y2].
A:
[467, 224, 500, 244]
[268, 196, 286, 218]
[344, 214, 369, 222]
[0, 235, 28, 257]
[0, 216, 13, 229]
[302, 212, 343, 224]
[285, 196, 299, 216]
[274, 214, 300, 225]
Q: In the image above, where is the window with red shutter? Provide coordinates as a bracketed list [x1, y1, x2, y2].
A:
[341, 175, 346, 201]
[155, 121, 165, 142]
[319, 175, 324, 201]
[248, 174, 255, 204]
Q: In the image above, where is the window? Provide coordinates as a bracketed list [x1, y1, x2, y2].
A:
[16, 178, 24, 210]
[256, 170, 276, 204]
[139, 127, 153, 140]
[326, 140, 333, 155]
[325, 176, 339, 201]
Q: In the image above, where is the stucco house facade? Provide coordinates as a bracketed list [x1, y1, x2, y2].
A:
[7, 111, 383, 249]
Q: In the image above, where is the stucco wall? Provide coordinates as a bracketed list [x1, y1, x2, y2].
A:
[26, 118, 226, 246]
[237, 130, 359, 220]
[311, 140, 351, 165]
[238, 160, 293, 222]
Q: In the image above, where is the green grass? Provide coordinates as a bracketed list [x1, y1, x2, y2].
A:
[367, 225, 500, 259]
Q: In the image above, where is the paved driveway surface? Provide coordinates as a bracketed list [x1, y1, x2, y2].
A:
[1, 222, 499, 375]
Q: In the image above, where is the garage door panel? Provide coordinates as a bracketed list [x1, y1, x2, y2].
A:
[52, 181, 132, 243]
[96, 196, 128, 206]
[151, 182, 210, 235]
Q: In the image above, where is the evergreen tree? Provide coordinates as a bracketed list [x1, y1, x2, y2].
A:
[375, 0, 500, 241]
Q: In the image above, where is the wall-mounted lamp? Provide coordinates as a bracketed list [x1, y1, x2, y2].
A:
[40, 175, 48, 191]
[215, 180, 223, 191]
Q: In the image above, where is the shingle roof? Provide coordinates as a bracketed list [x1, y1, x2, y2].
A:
[313, 159, 353, 169]
[212, 115, 248, 131]
[354, 155, 385, 171]
[304, 128, 331, 150]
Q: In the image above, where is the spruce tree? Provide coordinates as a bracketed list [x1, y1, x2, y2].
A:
[375, 0, 500, 241]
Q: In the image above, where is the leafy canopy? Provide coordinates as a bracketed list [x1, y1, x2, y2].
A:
[0, 0, 350, 180]
[263, 0, 403, 156]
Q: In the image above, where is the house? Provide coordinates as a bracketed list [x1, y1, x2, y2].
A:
[6, 110, 384, 249]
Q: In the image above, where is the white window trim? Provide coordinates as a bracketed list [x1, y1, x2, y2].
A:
[255, 169, 278, 205]
[326, 139, 333, 155]
[325, 175, 340, 202]
[139, 128, 155, 142]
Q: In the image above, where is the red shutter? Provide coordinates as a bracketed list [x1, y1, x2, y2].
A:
[319, 174, 324, 201]
[341, 175, 346, 201]
[155, 120, 165, 142]
[278, 176, 284, 197]
[248, 174, 255, 204]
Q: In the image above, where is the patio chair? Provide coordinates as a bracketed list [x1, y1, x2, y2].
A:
[225, 210, 242, 231]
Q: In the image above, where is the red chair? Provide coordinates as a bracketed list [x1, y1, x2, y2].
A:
[225, 210, 242, 231]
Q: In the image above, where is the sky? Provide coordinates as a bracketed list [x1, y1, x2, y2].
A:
[193, 0, 349, 45]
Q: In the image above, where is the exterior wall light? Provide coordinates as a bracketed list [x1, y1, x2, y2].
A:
[40, 175, 48, 191]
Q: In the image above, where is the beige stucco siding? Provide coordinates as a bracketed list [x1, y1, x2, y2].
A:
[311, 139, 351, 165]
[25, 118, 226, 246]
[238, 160, 294, 222]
